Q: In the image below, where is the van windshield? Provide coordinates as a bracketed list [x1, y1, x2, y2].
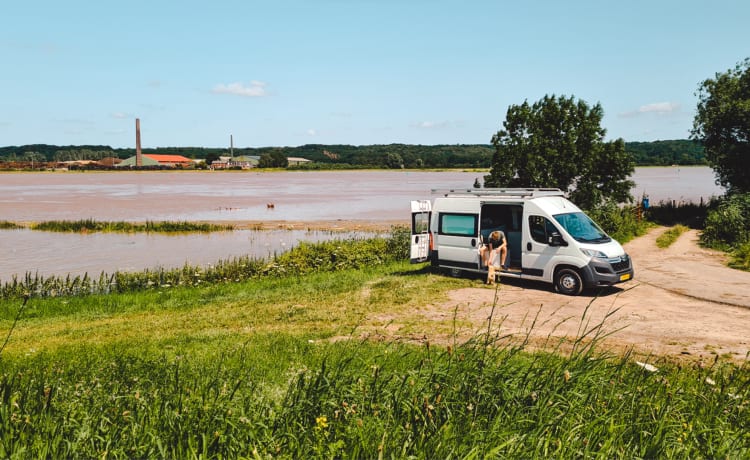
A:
[553, 212, 611, 243]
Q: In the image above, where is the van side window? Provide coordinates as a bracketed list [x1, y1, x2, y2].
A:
[529, 215, 558, 244]
[439, 213, 477, 237]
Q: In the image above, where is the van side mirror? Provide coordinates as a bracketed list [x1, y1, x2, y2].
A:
[548, 232, 567, 247]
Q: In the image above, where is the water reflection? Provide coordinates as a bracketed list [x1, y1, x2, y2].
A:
[0, 228, 371, 282]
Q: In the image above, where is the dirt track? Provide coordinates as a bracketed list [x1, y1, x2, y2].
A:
[424, 228, 750, 363]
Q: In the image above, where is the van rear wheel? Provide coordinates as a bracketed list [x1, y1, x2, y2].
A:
[555, 268, 583, 296]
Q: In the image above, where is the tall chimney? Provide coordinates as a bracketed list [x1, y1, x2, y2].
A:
[135, 118, 142, 167]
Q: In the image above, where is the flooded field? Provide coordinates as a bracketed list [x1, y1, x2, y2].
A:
[0, 168, 723, 281]
[0, 228, 370, 282]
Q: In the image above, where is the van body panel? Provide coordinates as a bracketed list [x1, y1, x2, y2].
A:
[411, 188, 634, 294]
[430, 198, 481, 269]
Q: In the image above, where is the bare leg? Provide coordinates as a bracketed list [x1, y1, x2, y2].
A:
[479, 246, 489, 267]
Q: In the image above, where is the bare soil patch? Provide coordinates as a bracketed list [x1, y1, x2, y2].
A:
[418, 228, 750, 363]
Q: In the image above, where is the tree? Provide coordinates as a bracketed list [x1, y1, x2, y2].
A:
[484, 95, 634, 210]
[385, 152, 404, 169]
[258, 150, 288, 168]
[204, 151, 221, 166]
[691, 58, 750, 194]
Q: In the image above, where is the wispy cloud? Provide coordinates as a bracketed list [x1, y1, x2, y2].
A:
[639, 102, 680, 113]
[412, 120, 450, 130]
[619, 101, 681, 118]
[212, 80, 268, 97]
[110, 112, 130, 119]
[306, 128, 317, 136]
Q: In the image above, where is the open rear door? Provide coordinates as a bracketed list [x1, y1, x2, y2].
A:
[410, 200, 431, 263]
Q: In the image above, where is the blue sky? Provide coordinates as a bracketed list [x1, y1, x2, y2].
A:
[1, 0, 748, 149]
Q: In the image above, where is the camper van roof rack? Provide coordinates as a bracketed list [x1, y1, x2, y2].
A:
[431, 188, 565, 198]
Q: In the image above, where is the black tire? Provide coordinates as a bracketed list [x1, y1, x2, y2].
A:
[555, 268, 583, 296]
[448, 267, 463, 278]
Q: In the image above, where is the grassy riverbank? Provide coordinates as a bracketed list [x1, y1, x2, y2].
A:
[1, 257, 748, 457]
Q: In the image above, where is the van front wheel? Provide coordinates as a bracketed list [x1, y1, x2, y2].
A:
[555, 268, 583, 296]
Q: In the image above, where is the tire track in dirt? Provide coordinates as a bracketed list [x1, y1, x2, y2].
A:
[414, 227, 750, 362]
[627, 228, 750, 308]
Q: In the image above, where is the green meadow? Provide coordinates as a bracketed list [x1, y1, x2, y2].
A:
[0, 232, 747, 458]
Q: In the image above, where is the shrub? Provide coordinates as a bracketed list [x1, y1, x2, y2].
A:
[729, 242, 750, 270]
[645, 199, 714, 229]
[586, 201, 650, 244]
[385, 225, 410, 260]
[701, 193, 750, 248]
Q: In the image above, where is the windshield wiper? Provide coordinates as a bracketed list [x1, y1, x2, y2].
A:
[578, 236, 611, 243]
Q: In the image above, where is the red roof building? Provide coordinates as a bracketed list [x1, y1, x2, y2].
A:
[143, 154, 194, 166]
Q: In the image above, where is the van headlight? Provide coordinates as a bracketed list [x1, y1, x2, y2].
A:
[581, 248, 607, 258]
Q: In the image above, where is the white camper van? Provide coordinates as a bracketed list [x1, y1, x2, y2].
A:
[410, 188, 633, 295]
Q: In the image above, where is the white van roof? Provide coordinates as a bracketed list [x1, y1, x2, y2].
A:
[432, 188, 565, 198]
[431, 188, 581, 215]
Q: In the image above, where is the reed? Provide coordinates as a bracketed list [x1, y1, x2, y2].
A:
[29, 219, 235, 233]
[0, 221, 23, 229]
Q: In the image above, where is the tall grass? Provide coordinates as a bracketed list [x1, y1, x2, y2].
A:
[0, 296, 746, 458]
[655, 225, 689, 248]
[29, 218, 235, 233]
[0, 221, 23, 230]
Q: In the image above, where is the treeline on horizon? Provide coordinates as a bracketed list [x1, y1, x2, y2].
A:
[0, 139, 706, 168]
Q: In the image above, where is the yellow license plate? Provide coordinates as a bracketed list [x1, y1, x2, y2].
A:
[619, 273, 631, 281]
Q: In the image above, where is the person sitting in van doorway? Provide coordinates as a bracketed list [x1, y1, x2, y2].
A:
[480, 230, 507, 267]
[482, 230, 508, 284]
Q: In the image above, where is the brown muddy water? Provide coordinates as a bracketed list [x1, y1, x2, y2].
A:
[0, 168, 723, 281]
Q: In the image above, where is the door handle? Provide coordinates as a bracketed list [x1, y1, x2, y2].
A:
[527, 242, 532, 251]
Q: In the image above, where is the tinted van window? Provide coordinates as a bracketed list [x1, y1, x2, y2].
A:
[439, 213, 477, 237]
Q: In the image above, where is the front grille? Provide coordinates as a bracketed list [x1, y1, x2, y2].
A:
[610, 256, 630, 272]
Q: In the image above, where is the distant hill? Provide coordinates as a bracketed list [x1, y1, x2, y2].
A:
[624, 140, 706, 166]
[0, 140, 706, 168]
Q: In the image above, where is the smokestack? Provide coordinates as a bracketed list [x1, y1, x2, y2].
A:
[135, 118, 142, 167]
